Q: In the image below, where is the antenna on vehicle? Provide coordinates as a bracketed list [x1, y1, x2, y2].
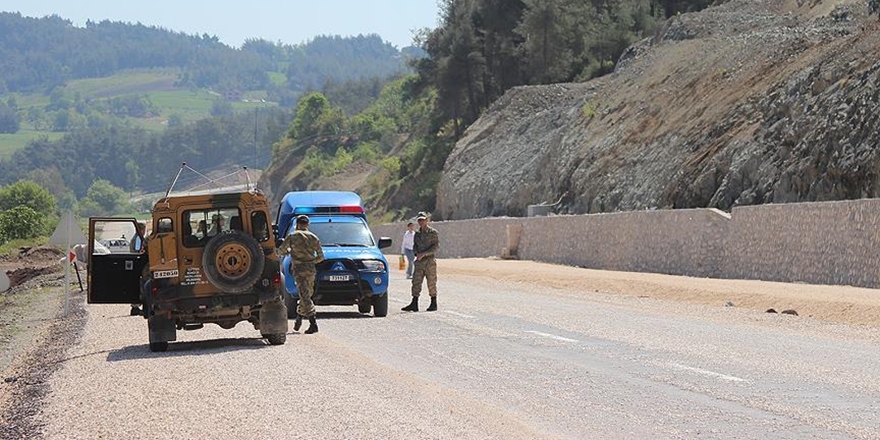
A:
[164, 162, 187, 200]
[244, 166, 252, 192]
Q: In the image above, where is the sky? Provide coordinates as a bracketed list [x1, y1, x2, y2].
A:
[1, 0, 440, 49]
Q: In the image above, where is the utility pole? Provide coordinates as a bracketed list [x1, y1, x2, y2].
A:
[254, 106, 258, 170]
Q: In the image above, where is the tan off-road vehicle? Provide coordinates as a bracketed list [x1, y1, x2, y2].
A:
[88, 184, 288, 352]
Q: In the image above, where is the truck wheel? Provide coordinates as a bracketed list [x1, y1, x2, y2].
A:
[264, 333, 286, 345]
[203, 231, 265, 293]
[285, 293, 298, 319]
[372, 293, 388, 317]
[358, 297, 372, 314]
[149, 342, 168, 352]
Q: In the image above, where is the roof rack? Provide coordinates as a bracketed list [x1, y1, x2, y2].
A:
[160, 162, 259, 202]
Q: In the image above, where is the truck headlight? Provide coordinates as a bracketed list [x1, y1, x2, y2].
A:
[360, 260, 386, 272]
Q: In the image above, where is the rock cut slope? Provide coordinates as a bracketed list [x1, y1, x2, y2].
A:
[437, 0, 880, 219]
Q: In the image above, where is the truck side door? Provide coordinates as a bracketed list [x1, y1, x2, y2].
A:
[88, 218, 147, 304]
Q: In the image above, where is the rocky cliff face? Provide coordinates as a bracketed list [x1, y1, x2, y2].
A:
[437, 0, 880, 220]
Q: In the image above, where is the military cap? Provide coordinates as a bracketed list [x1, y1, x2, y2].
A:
[296, 214, 310, 224]
[416, 211, 428, 220]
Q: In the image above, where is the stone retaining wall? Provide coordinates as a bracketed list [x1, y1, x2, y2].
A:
[371, 199, 880, 288]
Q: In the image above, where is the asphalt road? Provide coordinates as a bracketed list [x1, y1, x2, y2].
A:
[36, 263, 880, 439]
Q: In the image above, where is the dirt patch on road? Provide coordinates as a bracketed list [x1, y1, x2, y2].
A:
[439, 258, 880, 328]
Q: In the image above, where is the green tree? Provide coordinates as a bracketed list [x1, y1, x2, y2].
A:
[0, 101, 20, 133]
[289, 92, 344, 142]
[78, 179, 128, 216]
[517, 0, 574, 83]
[0, 180, 56, 217]
[210, 99, 233, 117]
[25, 168, 76, 210]
[125, 159, 141, 190]
[0, 206, 42, 243]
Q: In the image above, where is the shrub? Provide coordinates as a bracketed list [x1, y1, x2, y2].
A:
[0, 206, 42, 243]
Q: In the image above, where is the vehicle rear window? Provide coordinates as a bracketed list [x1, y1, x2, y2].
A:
[182, 208, 241, 248]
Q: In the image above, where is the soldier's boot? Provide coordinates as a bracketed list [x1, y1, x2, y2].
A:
[293, 314, 303, 332]
[401, 297, 419, 312]
[426, 297, 437, 312]
[130, 306, 141, 316]
[304, 317, 318, 334]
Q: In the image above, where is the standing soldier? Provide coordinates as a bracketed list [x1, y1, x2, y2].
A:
[278, 215, 324, 333]
[402, 212, 440, 312]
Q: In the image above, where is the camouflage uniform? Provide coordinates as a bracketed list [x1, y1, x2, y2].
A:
[279, 229, 324, 318]
[411, 225, 440, 298]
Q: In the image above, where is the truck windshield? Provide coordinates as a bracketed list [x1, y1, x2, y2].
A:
[308, 222, 374, 247]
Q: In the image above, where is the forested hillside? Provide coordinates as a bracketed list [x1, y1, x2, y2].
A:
[0, 12, 410, 99]
[0, 12, 416, 218]
[262, 0, 721, 220]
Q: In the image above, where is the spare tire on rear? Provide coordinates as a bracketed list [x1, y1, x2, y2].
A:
[203, 230, 265, 293]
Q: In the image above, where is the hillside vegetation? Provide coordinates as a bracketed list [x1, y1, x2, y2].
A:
[262, 0, 721, 220]
[437, 0, 880, 219]
[0, 12, 413, 213]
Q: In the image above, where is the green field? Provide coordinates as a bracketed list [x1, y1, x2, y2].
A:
[2, 69, 277, 156]
[66, 69, 181, 97]
[0, 130, 65, 160]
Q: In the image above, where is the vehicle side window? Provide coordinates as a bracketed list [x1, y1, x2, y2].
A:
[251, 211, 269, 242]
[156, 218, 173, 233]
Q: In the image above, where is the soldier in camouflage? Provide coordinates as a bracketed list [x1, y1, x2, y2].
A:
[278, 215, 324, 333]
[402, 212, 440, 312]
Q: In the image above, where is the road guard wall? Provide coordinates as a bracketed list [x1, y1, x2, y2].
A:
[372, 199, 880, 288]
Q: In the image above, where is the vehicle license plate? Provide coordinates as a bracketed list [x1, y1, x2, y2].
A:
[153, 270, 179, 279]
[327, 275, 350, 282]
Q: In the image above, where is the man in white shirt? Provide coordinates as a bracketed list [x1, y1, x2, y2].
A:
[401, 221, 415, 279]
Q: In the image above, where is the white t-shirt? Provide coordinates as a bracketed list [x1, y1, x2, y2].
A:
[401, 230, 415, 252]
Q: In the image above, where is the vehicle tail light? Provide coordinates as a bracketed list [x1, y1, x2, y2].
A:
[272, 271, 281, 287]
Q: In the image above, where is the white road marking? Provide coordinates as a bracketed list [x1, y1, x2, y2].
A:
[668, 363, 748, 382]
[524, 330, 579, 343]
[445, 311, 476, 319]
[389, 298, 406, 303]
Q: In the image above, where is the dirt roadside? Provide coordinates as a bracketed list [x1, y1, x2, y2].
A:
[438, 258, 880, 328]
[0, 247, 86, 438]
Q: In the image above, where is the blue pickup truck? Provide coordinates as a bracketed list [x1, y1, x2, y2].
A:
[276, 191, 392, 317]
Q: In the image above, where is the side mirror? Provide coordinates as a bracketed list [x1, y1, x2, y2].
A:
[378, 237, 392, 249]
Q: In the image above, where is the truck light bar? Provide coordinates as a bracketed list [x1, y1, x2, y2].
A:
[293, 206, 364, 215]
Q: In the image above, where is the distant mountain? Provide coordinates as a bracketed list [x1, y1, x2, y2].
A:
[0, 12, 409, 101]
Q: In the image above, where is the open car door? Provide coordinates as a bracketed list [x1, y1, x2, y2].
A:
[88, 217, 147, 304]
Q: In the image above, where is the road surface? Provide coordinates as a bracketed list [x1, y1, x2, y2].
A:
[31, 259, 880, 439]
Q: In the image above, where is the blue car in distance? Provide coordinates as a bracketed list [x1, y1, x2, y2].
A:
[276, 191, 392, 317]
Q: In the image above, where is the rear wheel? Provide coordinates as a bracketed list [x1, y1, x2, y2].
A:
[372, 293, 388, 317]
[149, 342, 168, 352]
[264, 333, 286, 345]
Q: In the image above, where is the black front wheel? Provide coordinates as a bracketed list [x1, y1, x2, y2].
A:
[358, 297, 372, 314]
[264, 333, 286, 345]
[372, 293, 388, 317]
